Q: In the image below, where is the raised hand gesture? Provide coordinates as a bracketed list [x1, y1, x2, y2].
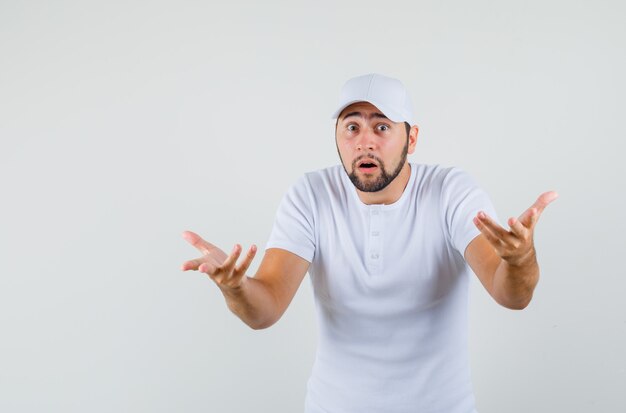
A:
[473, 191, 559, 267]
[181, 230, 257, 292]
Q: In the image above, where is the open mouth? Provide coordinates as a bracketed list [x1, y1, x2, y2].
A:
[357, 159, 379, 173]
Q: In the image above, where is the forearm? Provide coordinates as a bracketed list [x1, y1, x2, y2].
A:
[492, 250, 540, 310]
[219, 276, 279, 330]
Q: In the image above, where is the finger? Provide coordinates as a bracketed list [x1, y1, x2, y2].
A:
[234, 244, 258, 276]
[182, 230, 219, 255]
[198, 261, 217, 274]
[181, 258, 205, 271]
[518, 191, 559, 226]
[518, 204, 539, 227]
[508, 216, 530, 240]
[476, 211, 517, 244]
[473, 216, 504, 248]
[534, 191, 559, 212]
[218, 244, 243, 273]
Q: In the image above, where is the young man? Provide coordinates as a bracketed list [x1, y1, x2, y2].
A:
[181, 73, 558, 412]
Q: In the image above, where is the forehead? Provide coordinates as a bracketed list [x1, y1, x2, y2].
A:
[338, 101, 385, 120]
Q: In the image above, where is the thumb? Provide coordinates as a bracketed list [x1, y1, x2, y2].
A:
[518, 191, 559, 227]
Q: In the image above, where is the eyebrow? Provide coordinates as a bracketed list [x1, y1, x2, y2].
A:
[341, 111, 389, 121]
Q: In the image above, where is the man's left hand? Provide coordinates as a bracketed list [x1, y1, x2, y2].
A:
[473, 191, 559, 267]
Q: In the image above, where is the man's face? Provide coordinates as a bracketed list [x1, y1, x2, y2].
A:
[335, 102, 415, 193]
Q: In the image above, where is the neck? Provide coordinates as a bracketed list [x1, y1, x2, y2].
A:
[356, 162, 411, 205]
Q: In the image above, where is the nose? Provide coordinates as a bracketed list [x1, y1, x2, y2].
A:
[356, 129, 376, 151]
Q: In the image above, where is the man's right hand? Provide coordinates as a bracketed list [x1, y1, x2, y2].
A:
[181, 230, 257, 292]
[180, 230, 308, 329]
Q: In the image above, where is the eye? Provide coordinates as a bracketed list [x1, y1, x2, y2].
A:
[377, 124, 390, 132]
[347, 124, 358, 132]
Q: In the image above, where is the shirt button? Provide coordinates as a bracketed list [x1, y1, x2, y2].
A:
[372, 210, 379, 215]
[372, 231, 380, 236]
[371, 253, 379, 259]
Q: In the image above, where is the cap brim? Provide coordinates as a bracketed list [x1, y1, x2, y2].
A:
[331, 99, 410, 124]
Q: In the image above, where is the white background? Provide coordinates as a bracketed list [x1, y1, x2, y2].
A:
[1, 0, 624, 411]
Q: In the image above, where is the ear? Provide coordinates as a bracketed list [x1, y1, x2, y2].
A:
[407, 125, 419, 154]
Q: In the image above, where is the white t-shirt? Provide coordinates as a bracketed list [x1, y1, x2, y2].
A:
[266, 163, 498, 413]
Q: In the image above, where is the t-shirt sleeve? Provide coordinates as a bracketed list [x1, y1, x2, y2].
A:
[265, 175, 316, 263]
[440, 167, 499, 257]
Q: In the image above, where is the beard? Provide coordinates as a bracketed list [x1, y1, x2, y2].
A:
[340, 136, 409, 193]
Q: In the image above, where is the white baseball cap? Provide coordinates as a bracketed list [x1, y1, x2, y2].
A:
[331, 73, 417, 126]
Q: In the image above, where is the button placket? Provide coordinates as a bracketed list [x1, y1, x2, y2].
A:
[368, 206, 383, 271]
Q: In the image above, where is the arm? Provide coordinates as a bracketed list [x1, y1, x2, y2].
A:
[181, 231, 309, 330]
[464, 191, 558, 310]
